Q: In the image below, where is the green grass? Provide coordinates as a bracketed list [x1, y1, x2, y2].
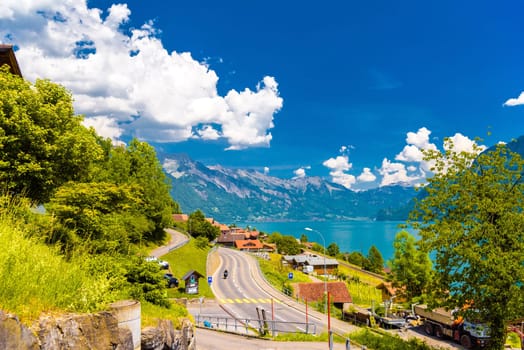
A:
[337, 263, 384, 286]
[161, 238, 214, 298]
[0, 209, 117, 323]
[346, 280, 383, 307]
[141, 300, 192, 329]
[258, 253, 312, 294]
[350, 329, 434, 350]
[271, 331, 349, 343]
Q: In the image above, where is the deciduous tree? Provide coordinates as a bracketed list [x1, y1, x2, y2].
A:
[0, 68, 103, 203]
[364, 245, 384, 274]
[388, 230, 432, 300]
[410, 140, 524, 350]
[327, 242, 340, 257]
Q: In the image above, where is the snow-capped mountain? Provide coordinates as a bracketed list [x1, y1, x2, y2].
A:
[162, 153, 417, 223]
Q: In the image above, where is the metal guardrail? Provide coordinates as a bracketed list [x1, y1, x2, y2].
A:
[195, 314, 317, 337]
[168, 239, 188, 252]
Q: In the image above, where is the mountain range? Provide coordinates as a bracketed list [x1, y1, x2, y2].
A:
[162, 153, 416, 223]
[162, 135, 524, 223]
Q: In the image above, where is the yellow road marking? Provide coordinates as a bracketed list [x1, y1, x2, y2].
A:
[235, 298, 243, 303]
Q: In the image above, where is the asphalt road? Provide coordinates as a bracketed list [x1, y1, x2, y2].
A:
[211, 247, 325, 335]
[195, 327, 352, 350]
[150, 228, 189, 257]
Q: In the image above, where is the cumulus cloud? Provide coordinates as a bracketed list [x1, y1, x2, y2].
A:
[444, 133, 486, 154]
[379, 128, 485, 186]
[322, 155, 356, 189]
[292, 165, 311, 179]
[0, 1, 282, 148]
[293, 168, 306, 178]
[82, 115, 124, 143]
[379, 158, 425, 187]
[503, 91, 524, 107]
[357, 168, 376, 182]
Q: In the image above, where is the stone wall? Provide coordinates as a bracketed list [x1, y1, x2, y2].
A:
[0, 308, 195, 350]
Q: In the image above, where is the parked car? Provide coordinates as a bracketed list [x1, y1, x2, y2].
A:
[164, 273, 179, 288]
[145, 256, 170, 269]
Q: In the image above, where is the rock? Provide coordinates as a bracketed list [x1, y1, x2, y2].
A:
[0, 310, 39, 350]
[37, 311, 133, 350]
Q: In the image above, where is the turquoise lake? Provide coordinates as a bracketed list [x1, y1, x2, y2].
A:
[238, 220, 414, 261]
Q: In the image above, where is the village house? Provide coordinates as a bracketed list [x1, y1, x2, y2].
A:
[293, 282, 352, 309]
[234, 239, 275, 252]
[0, 45, 22, 77]
[282, 254, 339, 275]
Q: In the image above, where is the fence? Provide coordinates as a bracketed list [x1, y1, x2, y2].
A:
[195, 314, 316, 337]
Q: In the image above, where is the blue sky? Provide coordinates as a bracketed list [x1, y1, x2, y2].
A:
[1, 1, 524, 189]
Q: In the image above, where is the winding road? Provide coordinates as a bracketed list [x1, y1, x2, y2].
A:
[210, 247, 338, 335]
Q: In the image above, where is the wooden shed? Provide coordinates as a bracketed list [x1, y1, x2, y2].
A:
[181, 270, 204, 295]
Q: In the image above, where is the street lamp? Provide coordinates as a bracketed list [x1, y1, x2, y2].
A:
[304, 227, 327, 314]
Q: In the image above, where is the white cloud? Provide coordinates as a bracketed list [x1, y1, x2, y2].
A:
[395, 127, 437, 163]
[195, 125, 221, 140]
[357, 168, 376, 182]
[82, 116, 123, 143]
[0, 1, 282, 149]
[322, 155, 356, 189]
[444, 133, 486, 154]
[379, 158, 425, 187]
[503, 91, 524, 107]
[293, 167, 306, 178]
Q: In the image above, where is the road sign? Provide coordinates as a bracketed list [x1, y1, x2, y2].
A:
[288, 272, 293, 279]
[207, 276, 212, 284]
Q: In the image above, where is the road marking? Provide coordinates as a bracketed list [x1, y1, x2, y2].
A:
[219, 298, 284, 304]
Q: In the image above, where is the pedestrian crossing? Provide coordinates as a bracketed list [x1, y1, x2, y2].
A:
[219, 298, 283, 304]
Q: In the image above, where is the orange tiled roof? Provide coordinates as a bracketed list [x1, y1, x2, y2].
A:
[234, 239, 263, 250]
[295, 282, 352, 303]
[172, 214, 188, 222]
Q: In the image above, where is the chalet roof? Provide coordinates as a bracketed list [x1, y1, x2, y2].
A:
[181, 270, 204, 281]
[295, 282, 352, 303]
[217, 232, 246, 243]
[305, 256, 339, 267]
[234, 239, 263, 250]
[0, 45, 22, 77]
[283, 254, 339, 267]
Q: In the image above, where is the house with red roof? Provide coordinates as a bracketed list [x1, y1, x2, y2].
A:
[294, 282, 352, 309]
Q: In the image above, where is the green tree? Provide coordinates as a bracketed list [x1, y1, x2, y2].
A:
[94, 139, 179, 242]
[46, 182, 150, 253]
[364, 245, 384, 274]
[388, 230, 432, 300]
[188, 210, 219, 241]
[268, 232, 301, 255]
[125, 139, 176, 240]
[0, 68, 103, 203]
[345, 251, 367, 267]
[300, 233, 308, 243]
[410, 140, 524, 350]
[327, 242, 340, 257]
[277, 235, 302, 255]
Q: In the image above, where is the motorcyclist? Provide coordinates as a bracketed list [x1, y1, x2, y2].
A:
[223, 269, 229, 279]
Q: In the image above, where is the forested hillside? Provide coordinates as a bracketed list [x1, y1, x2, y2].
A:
[0, 65, 182, 319]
